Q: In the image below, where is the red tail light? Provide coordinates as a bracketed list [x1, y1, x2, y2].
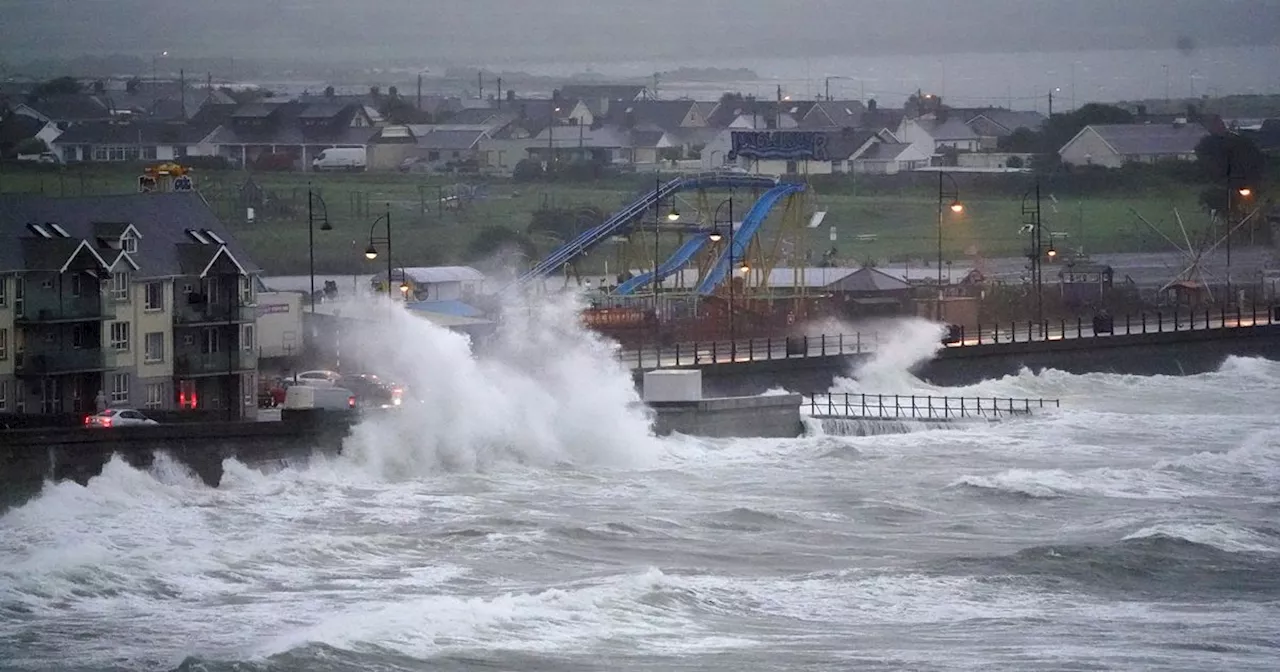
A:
[84, 416, 91, 425]
[348, 396, 356, 408]
[101, 418, 112, 428]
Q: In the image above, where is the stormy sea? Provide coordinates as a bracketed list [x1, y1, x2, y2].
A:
[2, 303, 1278, 671]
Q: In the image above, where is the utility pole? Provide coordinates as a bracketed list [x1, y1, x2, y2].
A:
[497, 77, 502, 109]
[416, 72, 422, 112]
[477, 71, 483, 101]
[179, 69, 186, 120]
[1047, 90, 1054, 118]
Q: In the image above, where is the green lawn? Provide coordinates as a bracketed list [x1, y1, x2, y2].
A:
[0, 164, 1248, 275]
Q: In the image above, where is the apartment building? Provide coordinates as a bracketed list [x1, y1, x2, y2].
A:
[0, 192, 261, 419]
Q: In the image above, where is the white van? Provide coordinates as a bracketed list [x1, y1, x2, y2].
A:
[283, 385, 357, 411]
[312, 147, 367, 172]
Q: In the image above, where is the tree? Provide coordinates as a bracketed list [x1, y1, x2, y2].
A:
[1195, 133, 1265, 185]
[999, 127, 1042, 153]
[1005, 155, 1025, 169]
[323, 85, 335, 98]
[1042, 103, 1133, 153]
[388, 85, 399, 98]
[378, 96, 429, 124]
[32, 76, 82, 98]
[14, 138, 49, 155]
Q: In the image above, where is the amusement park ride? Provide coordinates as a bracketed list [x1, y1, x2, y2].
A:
[506, 169, 833, 346]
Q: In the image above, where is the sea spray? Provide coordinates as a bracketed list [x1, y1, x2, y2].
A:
[829, 317, 946, 393]
[330, 292, 665, 477]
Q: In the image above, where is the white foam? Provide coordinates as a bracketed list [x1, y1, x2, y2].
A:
[1123, 522, 1280, 553]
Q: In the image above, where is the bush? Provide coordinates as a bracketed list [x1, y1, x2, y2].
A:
[1005, 155, 1024, 169]
[14, 138, 49, 155]
[512, 159, 544, 182]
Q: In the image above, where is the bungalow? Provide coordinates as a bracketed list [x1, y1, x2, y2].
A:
[604, 99, 713, 159]
[528, 124, 632, 166]
[205, 101, 377, 171]
[723, 129, 895, 176]
[963, 109, 1047, 150]
[897, 116, 982, 159]
[849, 140, 931, 174]
[705, 100, 814, 130]
[52, 120, 218, 163]
[798, 101, 867, 130]
[1058, 121, 1210, 168]
[558, 84, 647, 117]
[13, 94, 113, 128]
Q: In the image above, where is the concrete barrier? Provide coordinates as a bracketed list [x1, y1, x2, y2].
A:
[648, 394, 804, 439]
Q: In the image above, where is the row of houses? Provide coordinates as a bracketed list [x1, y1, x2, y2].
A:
[6, 79, 1275, 175]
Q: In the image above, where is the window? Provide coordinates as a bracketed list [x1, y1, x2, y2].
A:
[241, 324, 255, 353]
[71, 324, 90, 349]
[111, 272, 129, 301]
[122, 235, 138, 254]
[144, 332, 164, 362]
[201, 328, 220, 354]
[111, 373, 129, 404]
[110, 321, 130, 351]
[142, 146, 157, 160]
[13, 278, 22, 318]
[144, 281, 163, 311]
[0, 328, 6, 360]
[0, 276, 6, 306]
[145, 383, 165, 409]
[204, 277, 220, 305]
[62, 146, 77, 162]
[240, 276, 255, 305]
[0, 381, 6, 411]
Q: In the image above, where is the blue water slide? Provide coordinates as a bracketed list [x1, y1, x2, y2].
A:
[614, 233, 712, 295]
[695, 182, 807, 295]
[506, 172, 778, 292]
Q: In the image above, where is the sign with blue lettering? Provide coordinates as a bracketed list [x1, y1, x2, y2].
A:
[730, 131, 829, 161]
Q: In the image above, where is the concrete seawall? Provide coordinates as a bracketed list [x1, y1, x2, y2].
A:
[648, 394, 804, 439]
[0, 412, 353, 511]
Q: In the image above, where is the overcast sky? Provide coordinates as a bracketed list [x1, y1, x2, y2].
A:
[2, 0, 1278, 66]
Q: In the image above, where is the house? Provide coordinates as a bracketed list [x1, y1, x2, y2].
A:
[402, 125, 492, 170]
[705, 100, 815, 130]
[604, 99, 714, 159]
[51, 120, 219, 163]
[825, 266, 913, 316]
[717, 128, 912, 176]
[528, 125, 633, 166]
[0, 192, 262, 418]
[13, 94, 113, 128]
[963, 109, 1047, 150]
[1058, 121, 1211, 168]
[557, 84, 646, 117]
[0, 113, 62, 157]
[205, 101, 377, 170]
[850, 140, 931, 174]
[897, 116, 982, 159]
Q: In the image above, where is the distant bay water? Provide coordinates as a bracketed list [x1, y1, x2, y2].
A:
[249, 46, 1280, 114]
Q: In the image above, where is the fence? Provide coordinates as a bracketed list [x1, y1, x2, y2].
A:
[807, 392, 1059, 421]
[618, 303, 1280, 369]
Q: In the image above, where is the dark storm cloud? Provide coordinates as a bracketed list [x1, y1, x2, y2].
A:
[0, 0, 1276, 64]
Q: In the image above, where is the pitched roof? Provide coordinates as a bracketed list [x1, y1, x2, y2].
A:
[828, 266, 911, 292]
[558, 84, 646, 102]
[706, 100, 818, 128]
[919, 117, 980, 141]
[857, 141, 915, 161]
[966, 109, 1046, 133]
[21, 237, 110, 272]
[19, 94, 112, 123]
[398, 266, 485, 284]
[801, 101, 866, 129]
[410, 128, 488, 150]
[52, 120, 211, 145]
[0, 193, 260, 277]
[1084, 123, 1210, 156]
[604, 100, 697, 131]
[443, 108, 517, 128]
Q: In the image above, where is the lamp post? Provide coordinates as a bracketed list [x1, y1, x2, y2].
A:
[652, 174, 679, 348]
[307, 184, 332, 313]
[1021, 182, 1044, 326]
[936, 171, 963, 321]
[363, 204, 394, 300]
[710, 192, 743, 355]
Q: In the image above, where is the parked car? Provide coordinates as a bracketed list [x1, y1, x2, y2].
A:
[283, 385, 357, 411]
[343, 374, 405, 408]
[294, 370, 342, 387]
[84, 408, 158, 428]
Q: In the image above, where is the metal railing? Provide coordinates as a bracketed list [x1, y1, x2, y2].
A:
[618, 304, 1280, 370]
[807, 392, 1059, 421]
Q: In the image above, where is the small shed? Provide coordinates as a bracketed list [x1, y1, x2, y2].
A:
[1058, 261, 1114, 305]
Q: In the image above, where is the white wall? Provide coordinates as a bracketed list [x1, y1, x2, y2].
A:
[1059, 127, 1122, 168]
[255, 291, 303, 359]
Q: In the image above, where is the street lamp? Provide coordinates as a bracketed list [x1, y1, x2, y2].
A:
[711, 192, 738, 350]
[307, 183, 332, 313]
[364, 204, 395, 300]
[652, 175, 680, 347]
[1022, 182, 1044, 325]
[936, 171, 962, 320]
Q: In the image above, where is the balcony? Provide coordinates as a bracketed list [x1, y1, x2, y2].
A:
[175, 352, 251, 376]
[174, 303, 255, 326]
[14, 349, 108, 376]
[17, 297, 104, 323]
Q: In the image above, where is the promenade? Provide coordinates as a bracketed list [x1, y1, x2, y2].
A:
[619, 305, 1280, 371]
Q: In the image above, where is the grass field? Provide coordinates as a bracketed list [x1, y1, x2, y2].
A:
[0, 164, 1259, 276]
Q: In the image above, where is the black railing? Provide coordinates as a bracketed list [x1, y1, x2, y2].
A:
[807, 392, 1060, 421]
[618, 303, 1280, 369]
